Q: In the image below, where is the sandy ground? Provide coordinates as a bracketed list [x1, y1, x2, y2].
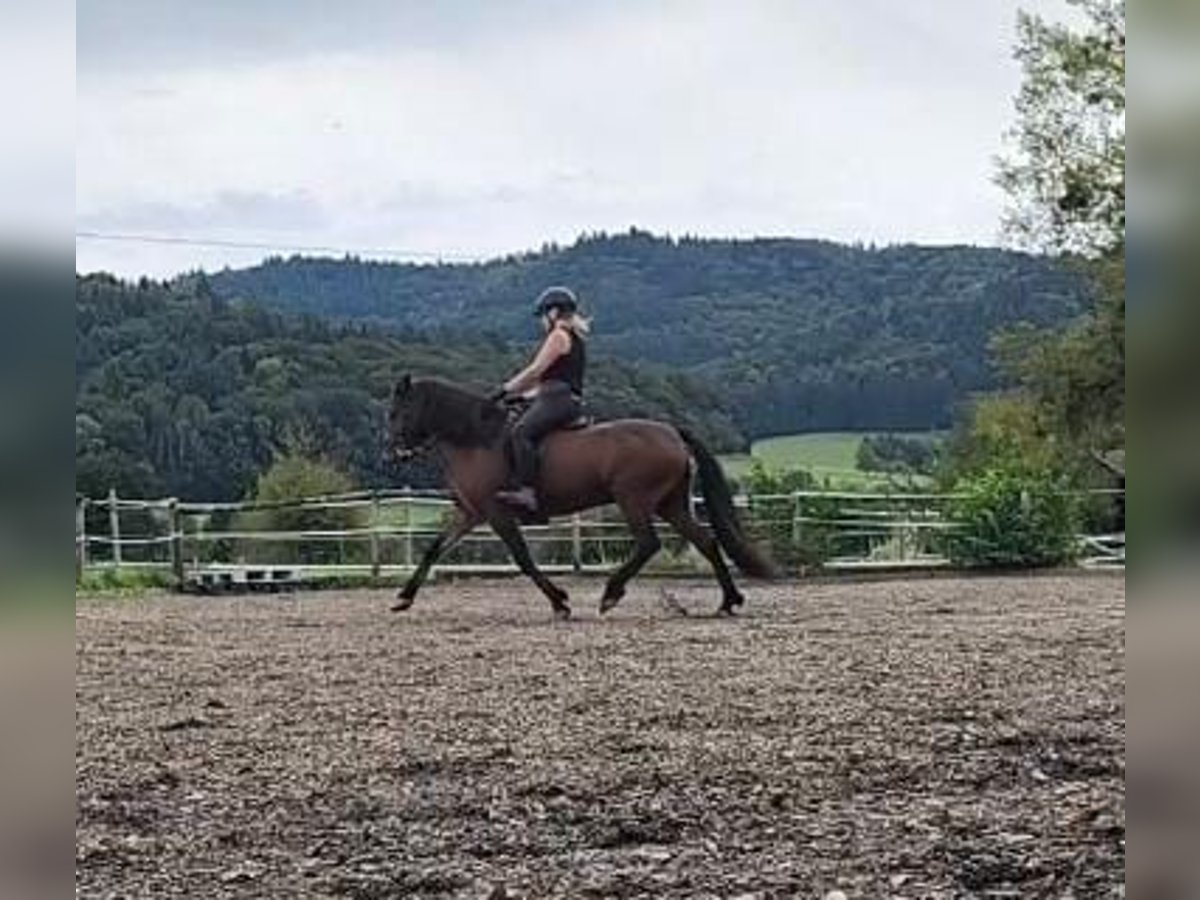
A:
[76, 573, 1124, 898]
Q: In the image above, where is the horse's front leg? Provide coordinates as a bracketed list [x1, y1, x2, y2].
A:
[392, 507, 481, 612]
[487, 509, 571, 620]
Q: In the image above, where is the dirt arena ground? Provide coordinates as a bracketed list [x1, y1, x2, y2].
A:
[76, 574, 1124, 898]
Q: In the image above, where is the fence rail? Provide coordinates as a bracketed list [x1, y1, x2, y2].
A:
[76, 486, 1125, 588]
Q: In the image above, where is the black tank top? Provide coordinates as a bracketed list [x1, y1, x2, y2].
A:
[540, 328, 586, 395]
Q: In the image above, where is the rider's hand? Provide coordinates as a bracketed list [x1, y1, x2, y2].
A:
[487, 386, 508, 403]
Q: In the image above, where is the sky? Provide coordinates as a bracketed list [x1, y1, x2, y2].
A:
[75, 0, 1074, 278]
[1, 3, 74, 246]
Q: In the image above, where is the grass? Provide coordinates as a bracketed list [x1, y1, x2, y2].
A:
[76, 567, 174, 596]
[720, 431, 941, 490]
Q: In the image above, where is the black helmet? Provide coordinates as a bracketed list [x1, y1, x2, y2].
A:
[533, 286, 578, 318]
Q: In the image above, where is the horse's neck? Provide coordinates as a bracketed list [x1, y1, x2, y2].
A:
[437, 441, 507, 499]
[423, 391, 500, 446]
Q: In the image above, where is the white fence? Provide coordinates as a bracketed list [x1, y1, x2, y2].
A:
[76, 486, 1125, 588]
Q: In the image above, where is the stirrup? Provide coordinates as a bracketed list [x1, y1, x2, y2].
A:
[496, 487, 539, 512]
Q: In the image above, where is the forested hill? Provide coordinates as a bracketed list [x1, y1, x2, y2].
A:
[210, 231, 1091, 436]
[75, 274, 742, 501]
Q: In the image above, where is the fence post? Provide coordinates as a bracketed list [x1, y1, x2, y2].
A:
[571, 513, 583, 573]
[76, 496, 88, 582]
[791, 492, 802, 546]
[369, 491, 381, 580]
[107, 488, 122, 569]
[403, 486, 414, 571]
[168, 499, 184, 589]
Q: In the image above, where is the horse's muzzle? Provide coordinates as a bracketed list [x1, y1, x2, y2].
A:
[382, 444, 415, 466]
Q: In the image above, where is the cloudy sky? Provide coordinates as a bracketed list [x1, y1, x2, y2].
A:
[76, 0, 1072, 278]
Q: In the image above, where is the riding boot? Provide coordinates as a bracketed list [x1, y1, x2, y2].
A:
[496, 430, 541, 512]
[495, 485, 538, 511]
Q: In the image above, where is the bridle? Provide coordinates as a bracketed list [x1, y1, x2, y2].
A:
[391, 433, 437, 463]
[387, 403, 437, 464]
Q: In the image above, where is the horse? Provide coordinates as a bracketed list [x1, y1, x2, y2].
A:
[385, 375, 775, 618]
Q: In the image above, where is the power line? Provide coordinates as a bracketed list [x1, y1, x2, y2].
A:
[74, 229, 485, 263]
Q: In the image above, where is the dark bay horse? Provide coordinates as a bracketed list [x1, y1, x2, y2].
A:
[386, 376, 774, 618]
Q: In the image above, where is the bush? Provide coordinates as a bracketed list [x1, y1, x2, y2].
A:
[945, 465, 1079, 568]
[236, 455, 367, 565]
[857, 433, 940, 475]
[741, 462, 838, 570]
[940, 393, 1056, 486]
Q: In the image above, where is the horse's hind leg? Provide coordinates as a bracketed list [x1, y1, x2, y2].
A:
[659, 492, 745, 615]
[487, 510, 571, 619]
[599, 508, 662, 614]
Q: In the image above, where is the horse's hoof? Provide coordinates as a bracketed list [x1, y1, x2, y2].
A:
[553, 605, 572, 621]
[717, 603, 737, 617]
[391, 595, 414, 613]
[599, 585, 625, 614]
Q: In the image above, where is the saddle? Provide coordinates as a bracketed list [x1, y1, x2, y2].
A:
[501, 397, 592, 432]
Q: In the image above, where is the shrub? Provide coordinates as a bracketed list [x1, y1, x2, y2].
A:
[945, 464, 1079, 568]
[236, 455, 367, 565]
[857, 433, 940, 475]
[741, 462, 838, 570]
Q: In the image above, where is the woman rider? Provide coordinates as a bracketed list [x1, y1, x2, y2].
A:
[492, 286, 588, 512]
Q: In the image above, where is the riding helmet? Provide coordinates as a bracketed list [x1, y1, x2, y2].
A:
[533, 286, 579, 318]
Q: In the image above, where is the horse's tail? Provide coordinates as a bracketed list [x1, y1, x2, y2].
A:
[677, 428, 777, 579]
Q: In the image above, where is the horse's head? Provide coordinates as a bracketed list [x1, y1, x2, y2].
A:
[386, 374, 429, 461]
[387, 376, 505, 462]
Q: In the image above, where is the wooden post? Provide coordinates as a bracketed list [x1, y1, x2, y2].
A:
[402, 487, 414, 571]
[369, 492, 381, 580]
[168, 499, 184, 589]
[790, 492, 805, 577]
[76, 496, 87, 582]
[571, 513, 583, 573]
[107, 488, 122, 569]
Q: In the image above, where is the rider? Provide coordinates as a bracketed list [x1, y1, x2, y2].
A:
[493, 286, 588, 512]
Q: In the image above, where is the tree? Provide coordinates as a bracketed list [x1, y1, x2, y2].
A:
[75, 273, 747, 500]
[207, 237, 1090, 440]
[250, 452, 357, 506]
[237, 453, 365, 565]
[998, 0, 1124, 258]
[942, 393, 1056, 483]
[958, 0, 1125, 477]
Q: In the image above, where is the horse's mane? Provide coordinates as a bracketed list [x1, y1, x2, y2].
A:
[412, 378, 507, 447]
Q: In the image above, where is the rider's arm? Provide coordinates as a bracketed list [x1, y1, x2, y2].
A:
[504, 328, 570, 394]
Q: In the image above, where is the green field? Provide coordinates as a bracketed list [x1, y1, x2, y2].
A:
[720, 431, 941, 489]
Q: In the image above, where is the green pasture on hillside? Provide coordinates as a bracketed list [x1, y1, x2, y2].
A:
[720, 431, 941, 489]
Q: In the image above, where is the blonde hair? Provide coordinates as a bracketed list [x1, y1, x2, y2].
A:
[554, 311, 591, 336]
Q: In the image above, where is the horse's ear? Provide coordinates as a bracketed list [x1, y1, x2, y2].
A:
[394, 374, 412, 398]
